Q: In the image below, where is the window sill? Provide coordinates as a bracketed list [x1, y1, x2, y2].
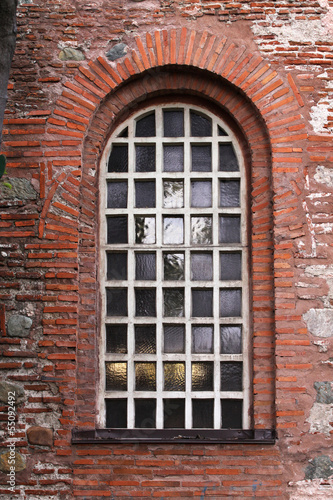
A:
[72, 428, 276, 444]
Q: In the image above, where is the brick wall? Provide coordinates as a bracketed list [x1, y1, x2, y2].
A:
[0, 1, 332, 499]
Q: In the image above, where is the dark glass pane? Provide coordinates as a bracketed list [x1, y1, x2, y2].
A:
[219, 143, 239, 172]
[135, 217, 156, 244]
[117, 127, 128, 138]
[163, 181, 184, 208]
[191, 217, 212, 245]
[135, 181, 156, 208]
[221, 399, 243, 428]
[135, 288, 156, 317]
[107, 253, 127, 281]
[163, 289, 184, 317]
[163, 145, 184, 172]
[192, 399, 214, 428]
[164, 399, 185, 428]
[164, 325, 185, 353]
[191, 181, 212, 208]
[106, 288, 127, 316]
[191, 145, 212, 172]
[220, 253, 242, 281]
[219, 216, 241, 244]
[135, 253, 156, 280]
[163, 217, 184, 245]
[108, 145, 128, 173]
[106, 324, 127, 354]
[135, 325, 156, 354]
[163, 110, 184, 137]
[135, 362, 156, 391]
[107, 181, 128, 208]
[107, 216, 127, 244]
[135, 112, 156, 137]
[105, 362, 127, 391]
[135, 399, 156, 428]
[218, 126, 228, 136]
[192, 362, 214, 391]
[135, 145, 155, 172]
[192, 325, 214, 353]
[220, 289, 242, 317]
[221, 325, 242, 354]
[164, 363, 185, 391]
[164, 253, 184, 281]
[192, 289, 213, 317]
[221, 362, 242, 391]
[220, 180, 240, 207]
[191, 253, 213, 281]
[190, 111, 212, 137]
[106, 399, 127, 427]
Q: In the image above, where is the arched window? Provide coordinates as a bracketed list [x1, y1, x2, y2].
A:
[98, 103, 250, 434]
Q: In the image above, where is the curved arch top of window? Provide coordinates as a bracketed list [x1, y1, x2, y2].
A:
[97, 103, 253, 437]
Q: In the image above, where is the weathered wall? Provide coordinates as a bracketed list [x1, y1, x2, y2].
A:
[0, 1, 332, 499]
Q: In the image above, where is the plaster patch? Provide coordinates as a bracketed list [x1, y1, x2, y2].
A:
[307, 402, 333, 435]
[289, 479, 333, 500]
[314, 166, 333, 187]
[310, 98, 333, 134]
[303, 309, 333, 337]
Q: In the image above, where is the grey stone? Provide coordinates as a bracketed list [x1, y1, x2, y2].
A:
[0, 451, 26, 473]
[27, 426, 53, 447]
[7, 315, 32, 338]
[106, 43, 127, 61]
[314, 381, 333, 404]
[0, 381, 25, 405]
[305, 456, 333, 480]
[59, 48, 85, 61]
[0, 177, 37, 200]
[303, 308, 333, 338]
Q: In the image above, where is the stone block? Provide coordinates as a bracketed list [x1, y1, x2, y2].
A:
[0, 381, 25, 405]
[27, 426, 53, 447]
[7, 314, 32, 338]
[106, 43, 127, 61]
[59, 48, 85, 61]
[0, 451, 26, 473]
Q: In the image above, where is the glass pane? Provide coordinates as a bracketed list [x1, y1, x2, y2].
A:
[221, 325, 242, 354]
[191, 253, 213, 281]
[107, 216, 127, 244]
[107, 253, 127, 281]
[192, 399, 214, 428]
[164, 253, 184, 281]
[218, 125, 228, 136]
[221, 399, 243, 428]
[164, 325, 185, 353]
[106, 362, 127, 391]
[108, 145, 128, 173]
[135, 362, 156, 391]
[220, 253, 242, 281]
[192, 362, 214, 391]
[219, 143, 239, 171]
[191, 217, 212, 245]
[163, 110, 184, 137]
[135, 288, 156, 317]
[135, 325, 156, 354]
[219, 216, 240, 244]
[164, 399, 185, 428]
[135, 112, 156, 137]
[163, 181, 184, 208]
[191, 181, 212, 208]
[220, 289, 242, 317]
[163, 145, 184, 172]
[135, 399, 156, 428]
[106, 325, 127, 354]
[107, 181, 127, 208]
[135, 145, 155, 172]
[135, 253, 156, 280]
[220, 180, 240, 207]
[117, 127, 128, 138]
[192, 289, 213, 317]
[191, 145, 212, 172]
[163, 217, 184, 245]
[192, 325, 214, 353]
[164, 362, 185, 391]
[190, 111, 212, 137]
[106, 399, 127, 427]
[163, 288, 184, 317]
[106, 288, 127, 316]
[135, 217, 156, 244]
[221, 362, 242, 391]
[135, 181, 156, 208]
